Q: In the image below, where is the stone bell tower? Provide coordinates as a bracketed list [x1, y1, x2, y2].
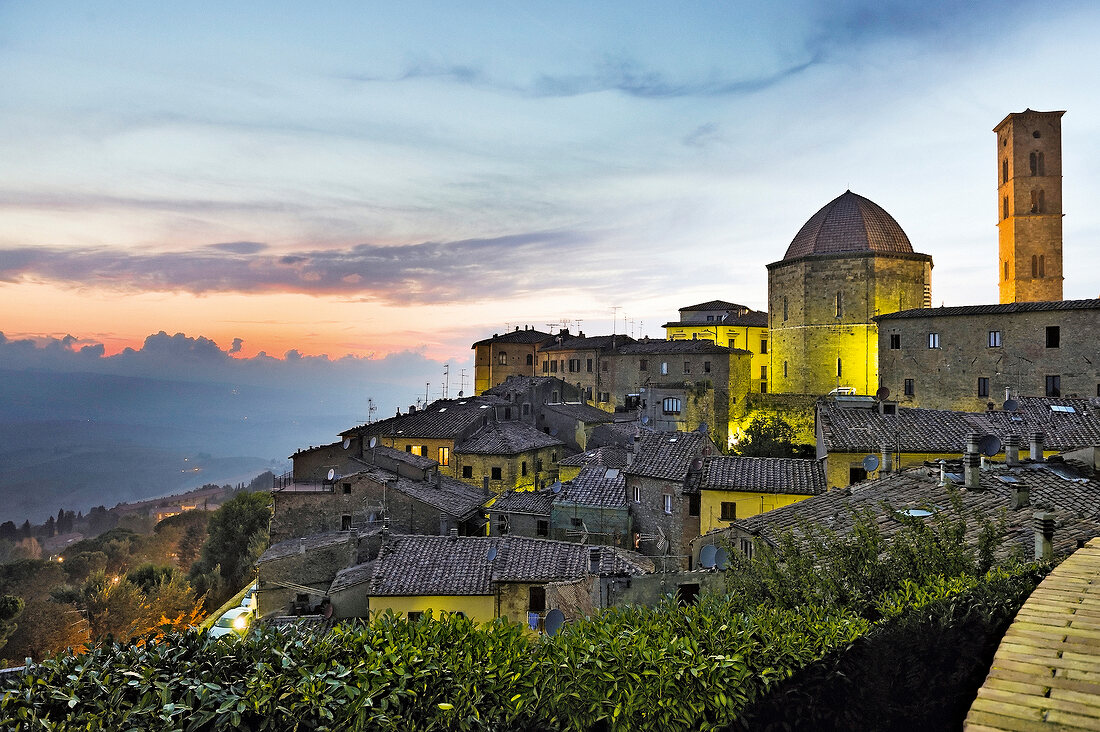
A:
[995, 109, 1064, 303]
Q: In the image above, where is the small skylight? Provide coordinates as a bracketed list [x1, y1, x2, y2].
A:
[900, 508, 933, 518]
[605, 468, 620, 479]
[997, 476, 1020, 484]
[1050, 405, 1076, 414]
[668, 437, 678, 442]
[438, 407, 447, 412]
[480, 405, 490, 409]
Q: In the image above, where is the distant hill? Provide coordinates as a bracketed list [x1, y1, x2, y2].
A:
[0, 369, 358, 523]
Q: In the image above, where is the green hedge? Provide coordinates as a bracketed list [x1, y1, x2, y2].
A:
[0, 563, 1046, 731]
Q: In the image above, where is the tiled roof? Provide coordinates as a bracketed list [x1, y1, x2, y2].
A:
[484, 375, 567, 396]
[558, 445, 629, 468]
[364, 444, 438, 470]
[487, 489, 555, 516]
[344, 396, 507, 440]
[680, 300, 750, 312]
[457, 421, 564, 455]
[365, 535, 653, 596]
[721, 310, 769, 328]
[257, 531, 352, 565]
[625, 430, 709, 482]
[330, 562, 376, 593]
[782, 191, 916, 261]
[719, 463, 1100, 561]
[818, 397, 1100, 454]
[617, 340, 735, 355]
[589, 422, 642, 449]
[702, 457, 826, 496]
[560, 463, 627, 508]
[539, 335, 636, 353]
[471, 329, 553, 347]
[874, 298, 1100, 321]
[542, 402, 616, 423]
[377, 470, 489, 519]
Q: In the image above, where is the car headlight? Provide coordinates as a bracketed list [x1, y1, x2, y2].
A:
[233, 615, 248, 630]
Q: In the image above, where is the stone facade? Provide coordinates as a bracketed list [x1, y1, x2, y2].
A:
[995, 110, 1064, 304]
[768, 251, 932, 396]
[472, 327, 553, 394]
[875, 300, 1100, 411]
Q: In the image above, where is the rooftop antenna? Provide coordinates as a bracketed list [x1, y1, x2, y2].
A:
[460, 368, 468, 396]
[425, 382, 430, 406]
[442, 364, 450, 400]
[610, 306, 621, 334]
[546, 322, 561, 334]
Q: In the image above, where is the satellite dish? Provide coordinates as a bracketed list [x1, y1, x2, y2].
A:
[369, 437, 378, 449]
[696, 422, 708, 435]
[690, 457, 703, 472]
[978, 434, 1002, 457]
[544, 608, 565, 636]
[326, 468, 336, 481]
[1003, 399, 1019, 412]
[487, 546, 498, 562]
[550, 427, 559, 437]
[580, 520, 589, 544]
[458, 391, 464, 397]
[876, 386, 890, 401]
[714, 547, 730, 570]
[862, 455, 880, 473]
[550, 481, 562, 494]
[342, 437, 351, 450]
[699, 544, 718, 568]
[641, 415, 650, 425]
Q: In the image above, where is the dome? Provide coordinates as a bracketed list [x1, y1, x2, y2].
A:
[783, 191, 913, 261]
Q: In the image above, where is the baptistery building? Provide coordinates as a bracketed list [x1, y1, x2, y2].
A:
[767, 191, 933, 396]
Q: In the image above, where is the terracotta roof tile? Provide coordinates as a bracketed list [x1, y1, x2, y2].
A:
[625, 430, 709, 482]
[457, 421, 564, 455]
[702, 457, 826, 496]
[875, 298, 1100, 321]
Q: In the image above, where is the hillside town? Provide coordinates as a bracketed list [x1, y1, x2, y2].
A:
[253, 109, 1100, 636]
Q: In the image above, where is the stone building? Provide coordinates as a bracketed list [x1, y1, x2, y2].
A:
[472, 326, 554, 394]
[454, 420, 564, 492]
[663, 300, 769, 393]
[538, 333, 635, 408]
[875, 299, 1100, 411]
[696, 456, 826, 535]
[486, 489, 554, 539]
[996, 109, 1065, 304]
[551, 461, 631, 548]
[767, 191, 933, 396]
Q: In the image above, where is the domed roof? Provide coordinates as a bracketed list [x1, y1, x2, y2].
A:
[783, 191, 913, 261]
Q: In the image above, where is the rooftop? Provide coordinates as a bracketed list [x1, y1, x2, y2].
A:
[539, 334, 636, 353]
[702, 456, 827, 496]
[471, 328, 553, 347]
[542, 402, 617, 424]
[364, 534, 653, 596]
[617, 340, 740, 356]
[365, 469, 489, 519]
[457, 420, 564, 455]
[344, 396, 508, 440]
[874, 298, 1100, 321]
[558, 445, 629, 469]
[625, 430, 710, 482]
[560, 462, 628, 509]
[487, 489, 555, 516]
[781, 191, 918, 262]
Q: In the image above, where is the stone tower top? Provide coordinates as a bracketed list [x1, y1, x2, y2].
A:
[782, 191, 914, 261]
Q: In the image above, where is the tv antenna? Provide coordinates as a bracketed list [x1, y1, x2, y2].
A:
[610, 306, 621, 334]
[442, 364, 450, 399]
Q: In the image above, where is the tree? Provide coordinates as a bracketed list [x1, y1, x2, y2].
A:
[189, 491, 270, 606]
[732, 414, 815, 458]
[0, 594, 24, 654]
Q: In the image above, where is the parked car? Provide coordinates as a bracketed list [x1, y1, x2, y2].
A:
[240, 581, 258, 610]
[209, 606, 254, 639]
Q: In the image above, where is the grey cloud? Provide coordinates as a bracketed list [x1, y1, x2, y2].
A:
[0, 230, 612, 305]
[208, 241, 268, 255]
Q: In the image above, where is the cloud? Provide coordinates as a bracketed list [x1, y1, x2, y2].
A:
[0, 229, 630, 305]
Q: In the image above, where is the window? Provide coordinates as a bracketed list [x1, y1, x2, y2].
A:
[740, 538, 754, 560]
[1039, 254, 1045, 277]
[760, 381, 767, 394]
[586, 358, 593, 372]
[522, 403, 530, 416]
[536, 520, 549, 537]
[760, 365, 767, 380]
[662, 397, 682, 414]
[405, 444, 412, 453]
[683, 361, 691, 374]
[988, 331, 1002, 347]
[536, 458, 543, 472]
[1046, 326, 1060, 348]
[720, 502, 736, 520]
[835, 292, 842, 318]
[1002, 158, 1008, 183]
[836, 358, 842, 378]
[1031, 189, 1039, 214]
[760, 339, 768, 354]
[549, 360, 557, 373]
[889, 333, 900, 350]
[342, 483, 351, 495]
[639, 359, 647, 371]
[662, 494, 672, 514]
[703, 361, 711, 373]
[584, 386, 592, 401]
[978, 377, 989, 397]
[1046, 375, 1061, 397]
[1030, 151, 1038, 176]
[849, 466, 867, 484]
[498, 351, 507, 365]
[434, 447, 450, 467]
[491, 467, 502, 480]
[526, 354, 533, 366]
[904, 379, 914, 396]
[462, 465, 472, 479]
[601, 360, 608, 372]
[542, 360, 548, 374]
[560, 360, 566, 372]
[661, 362, 668, 375]
[521, 461, 527, 477]
[1004, 261, 1009, 281]
[928, 333, 940, 349]
[341, 514, 352, 531]
[631, 485, 640, 503]
[783, 361, 788, 378]
[528, 586, 546, 613]
[504, 407, 512, 420]
[783, 296, 788, 321]
[688, 493, 700, 517]
[598, 391, 609, 403]
[1003, 196, 1009, 219]
[1032, 255, 1038, 278]
[568, 358, 580, 372]
[420, 445, 428, 457]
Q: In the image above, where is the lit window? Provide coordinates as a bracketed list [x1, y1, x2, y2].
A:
[662, 397, 681, 414]
[498, 352, 507, 365]
[928, 333, 940, 349]
[988, 331, 1002, 348]
[438, 447, 450, 466]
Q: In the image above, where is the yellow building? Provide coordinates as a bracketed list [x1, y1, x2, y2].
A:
[664, 300, 770, 393]
[697, 456, 826, 536]
[816, 396, 1084, 489]
[347, 534, 653, 627]
[472, 327, 554, 395]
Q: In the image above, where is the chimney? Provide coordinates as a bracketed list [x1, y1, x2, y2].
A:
[1030, 432, 1045, 462]
[299, 537, 306, 555]
[409, 405, 416, 414]
[589, 547, 601, 574]
[964, 433, 981, 489]
[449, 527, 458, 541]
[1010, 482, 1030, 510]
[1034, 512, 1055, 561]
[880, 446, 893, 474]
[1004, 434, 1021, 467]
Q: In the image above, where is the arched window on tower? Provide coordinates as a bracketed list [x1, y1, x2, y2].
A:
[783, 296, 788, 321]
[1032, 255, 1038, 278]
[1037, 152, 1045, 176]
[1030, 152, 1038, 176]
[1002, 159, 1008, 183]
[1038, 189, 1045, 213]
[1030, 190, 1038, 214]
[1039, 255, 1045, 278]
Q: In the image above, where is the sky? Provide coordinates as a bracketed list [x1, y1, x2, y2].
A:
[2, 1, 1100, 413]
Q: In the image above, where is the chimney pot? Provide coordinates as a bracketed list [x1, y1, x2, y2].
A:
[449, 527, 458, 540]
[1005, 435, 1021, 467]
[1031, 432, 1045, 462]
[1034, 511, 1055, 561]
[1011, 483, 1030, 510]
[964, 450, 982, 490]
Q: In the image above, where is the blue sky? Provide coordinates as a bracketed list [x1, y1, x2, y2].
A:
[1, 1, 1099, 411]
